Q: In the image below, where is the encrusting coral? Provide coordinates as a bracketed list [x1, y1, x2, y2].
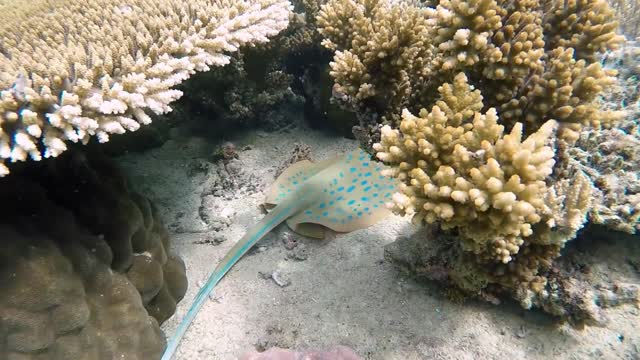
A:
[317, 0, 624, 144]
[0, 0, 292, 176]
[0, 149, 187, 359]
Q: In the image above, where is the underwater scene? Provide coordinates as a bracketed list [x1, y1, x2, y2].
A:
[1, 0, 639, 359]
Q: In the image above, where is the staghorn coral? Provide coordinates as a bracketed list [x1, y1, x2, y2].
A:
[317, 0, 624, 144]
[0, 149, 187, 359]
[374, 74, 597, 317]
[0, 0, 292, 176]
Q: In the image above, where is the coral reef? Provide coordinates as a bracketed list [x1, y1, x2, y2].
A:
[172, 54, 303, 134]
[384, 224, 640, 327]
[317, 0, 624, 145]
[0, 149, 187, 359]
[556, 40, 640, 234]
[373, 73, 612, 321]
[0, 0, 292, 176]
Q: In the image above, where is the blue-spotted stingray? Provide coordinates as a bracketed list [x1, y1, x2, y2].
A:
[162, 148, 397, 359]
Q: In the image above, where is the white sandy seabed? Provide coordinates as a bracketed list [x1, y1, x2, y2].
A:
[116, 117, 639, 360]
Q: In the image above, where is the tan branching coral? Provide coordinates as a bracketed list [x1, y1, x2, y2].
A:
[317, 0, 437, 116]
[375, 74, 597, 316]
[499, 46, 622, 134]
[543, 0, 626, 61]
[432, 0, 504, 71]
[374, 73, 558, 264]
[0, 0, 292, 176]
[317, 0, 624, 141]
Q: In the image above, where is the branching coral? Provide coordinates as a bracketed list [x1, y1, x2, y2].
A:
[374, 73, 558, 264]
[317, 0, 437, 118]
[317, 0, 624, 143]
[0, 0, 292, 176]
[374, 73, 596, 314]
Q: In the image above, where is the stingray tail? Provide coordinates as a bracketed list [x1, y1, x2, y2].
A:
[161, 199, 300, 360]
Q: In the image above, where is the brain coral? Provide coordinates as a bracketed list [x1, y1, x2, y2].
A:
[0, 0, 292, 176]
[0, 149, 187, 359]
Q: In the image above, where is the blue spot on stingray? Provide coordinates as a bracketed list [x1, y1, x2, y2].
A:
[287, 189, 292, 193]
[363, 186, 371, 192]
[348, 199, 356, 205]
[337, 186, 344, 192]
[339, 172, 344, 178]
[378, 200, 385, 204]
[361, 180, 368, 186]
[337, 196, 344, 201]
[364, 207, 369, 212]
[357, 212, 363, 217]
[352, 179, 358, 183]
[319, 203, 326, 209]
[305, 210, 312, 215]
[350, 167, 357, 173]
[329, 201, 335, 205]
[364, 172, 372, 177]
[384, 192, 391, 198]
[374, 184, 380, 188]
[322, 211, 329, 217]
[358, 173, 363, 177]
[372, 193, 378, 197]
[316, 216, 321, 220]
[330, 191, 335, 195]
[293, 181, 298, 185]
[374, 204, 379, 208]
[348, 215, 353, 220]
[388, 185, 394, 189]
[333, 178, 338, 185]
[358, 156, 365, 160]
[362, 162, 369, 167]
[347, 185, 355, 193]
[361, 197, 369, 202]
[379, 176, 385, 180]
